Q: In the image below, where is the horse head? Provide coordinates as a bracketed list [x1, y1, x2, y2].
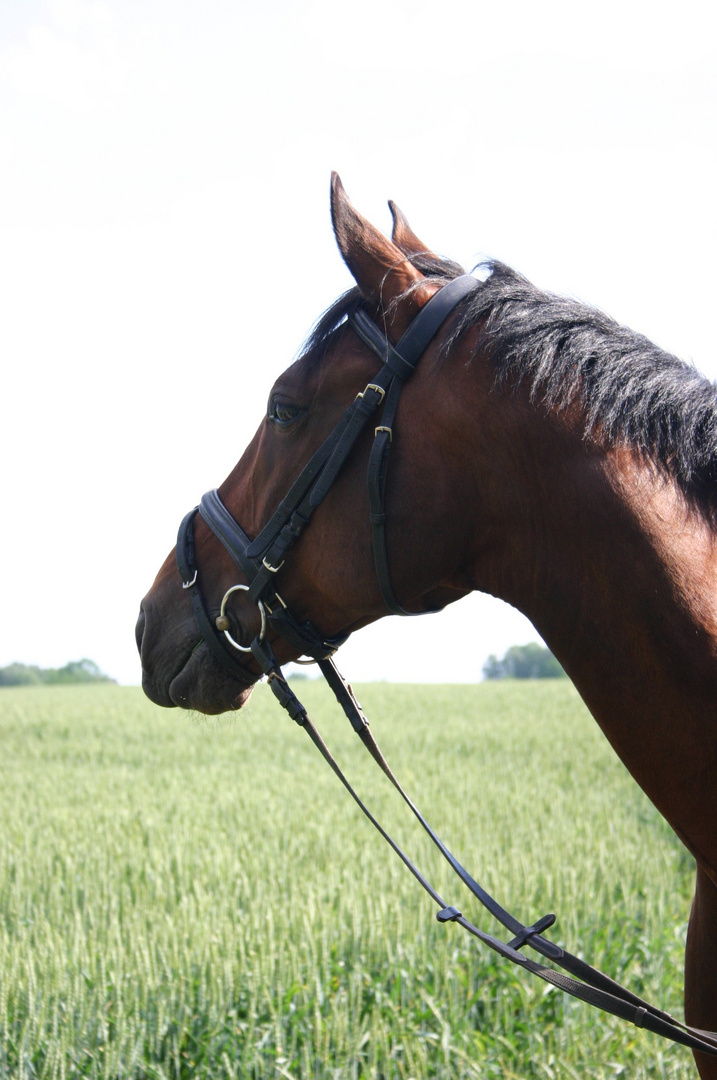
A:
[136, 175, 506, 714]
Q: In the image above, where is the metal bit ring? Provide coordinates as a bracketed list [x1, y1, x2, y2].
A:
[218, 584, 266, 653]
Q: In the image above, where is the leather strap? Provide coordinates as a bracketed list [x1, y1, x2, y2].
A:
[353, 275, 480, 614]
[197, 489, 345, 661]
[366, 374, 414, 614]
[176, 509, 257, 679]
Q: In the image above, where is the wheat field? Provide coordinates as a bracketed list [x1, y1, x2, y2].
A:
[0, 680, 696, 1078]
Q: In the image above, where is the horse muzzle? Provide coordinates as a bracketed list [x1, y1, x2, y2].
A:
[135, 598, 258, 714]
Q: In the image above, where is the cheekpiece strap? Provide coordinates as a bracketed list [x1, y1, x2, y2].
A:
[351, 274, 480, 616]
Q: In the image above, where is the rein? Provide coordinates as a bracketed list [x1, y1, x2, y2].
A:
[176, 274, 717, 1059]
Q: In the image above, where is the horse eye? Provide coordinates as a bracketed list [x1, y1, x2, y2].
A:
[269, 398, 302, 426]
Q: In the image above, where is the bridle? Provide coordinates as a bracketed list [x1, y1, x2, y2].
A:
[175, 273, 717, 1059]
[176, 272, 480, 690]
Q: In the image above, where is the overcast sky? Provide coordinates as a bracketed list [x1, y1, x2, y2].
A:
[1, 0, 715, 686]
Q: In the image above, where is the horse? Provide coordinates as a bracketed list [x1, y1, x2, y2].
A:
[136, 174, 717, 1076]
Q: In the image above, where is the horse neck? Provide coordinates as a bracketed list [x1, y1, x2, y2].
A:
[468, 406, 717, 874]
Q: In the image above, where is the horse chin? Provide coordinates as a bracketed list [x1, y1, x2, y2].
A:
[166, 652, 255, 712]
[166, 647, 257, 715]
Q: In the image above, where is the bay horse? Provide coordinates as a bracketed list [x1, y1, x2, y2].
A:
[136, 174, 717, 1075]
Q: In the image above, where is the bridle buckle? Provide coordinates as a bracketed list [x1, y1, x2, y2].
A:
[356, 383, 385, 403]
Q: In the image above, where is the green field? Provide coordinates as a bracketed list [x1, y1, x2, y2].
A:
[0, 681, 696, 1079]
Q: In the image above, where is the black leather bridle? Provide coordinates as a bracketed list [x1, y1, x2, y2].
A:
[177, 273, 479, 680]
[174, 273, 717, 1059]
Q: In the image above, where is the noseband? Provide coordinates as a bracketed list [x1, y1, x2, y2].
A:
[174, 273, 717, 1059]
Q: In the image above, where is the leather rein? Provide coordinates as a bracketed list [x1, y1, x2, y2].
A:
[175, 274, 717, 1059]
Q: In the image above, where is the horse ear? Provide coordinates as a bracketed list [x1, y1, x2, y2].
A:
[388, 200, 432, 257]
[330, 173, 436, 334]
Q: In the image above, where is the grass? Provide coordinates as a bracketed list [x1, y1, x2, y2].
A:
[0, 680, 697, 1078]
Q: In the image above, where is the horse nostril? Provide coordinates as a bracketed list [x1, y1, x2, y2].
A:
[135, 608, 146, 654]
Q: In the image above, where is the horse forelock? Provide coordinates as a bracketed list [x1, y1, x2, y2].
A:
[298, 252, 465, 366]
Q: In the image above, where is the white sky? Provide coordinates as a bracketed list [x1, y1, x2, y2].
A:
[0, 0, 715, 686]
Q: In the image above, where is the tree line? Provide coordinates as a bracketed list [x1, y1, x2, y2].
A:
[482, 643, 566, 680]
[0, 659, 115, 687]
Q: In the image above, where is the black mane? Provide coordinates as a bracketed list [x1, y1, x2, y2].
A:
[302, 257, 717, 510]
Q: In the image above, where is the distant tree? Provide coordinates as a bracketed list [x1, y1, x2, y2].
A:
[0, 662, 43, 686]
[48, 659, 114, 684]
[0, 659, 115, 687]
[482, 643, 566, 680]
